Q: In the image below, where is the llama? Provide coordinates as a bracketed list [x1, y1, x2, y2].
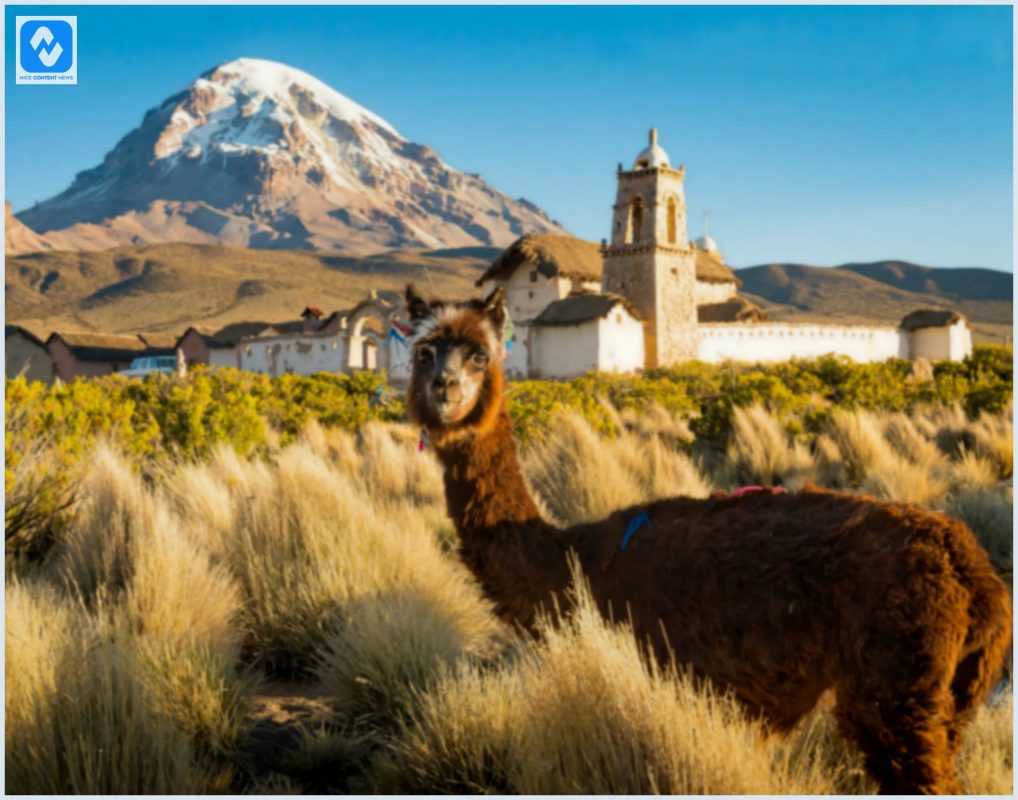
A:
[403, 285, 1011, 795]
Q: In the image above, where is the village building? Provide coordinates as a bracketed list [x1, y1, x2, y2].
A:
[46, 332, 175, 381]
[900, 310, 973, 362]
[176, 322, 273, 369]
[5, 325, 52, 383]
[235, 291, 414, 380]
[476, 129, 972, 377]
[49, 130, 970, 384]
[529, 294, 645, 378]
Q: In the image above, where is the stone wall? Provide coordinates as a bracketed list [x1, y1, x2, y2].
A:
[654, 246, 699, 365]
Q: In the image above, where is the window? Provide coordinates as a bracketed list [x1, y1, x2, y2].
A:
[626, 197, 644, 244]
[528, 291, 534, 299]
[667, 197, 677, 244]
[530, 270, 538, 283]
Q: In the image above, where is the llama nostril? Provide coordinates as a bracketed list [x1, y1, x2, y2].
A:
[434, 373, 459, 389]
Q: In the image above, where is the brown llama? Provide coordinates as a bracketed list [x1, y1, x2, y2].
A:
[403, 285, 1011, 795]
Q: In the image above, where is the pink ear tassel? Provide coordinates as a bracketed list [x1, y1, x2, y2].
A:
[730, 485, 788, 498]
[418, 429, 428, 452]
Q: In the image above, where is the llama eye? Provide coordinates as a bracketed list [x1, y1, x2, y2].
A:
[417, 347, 434, 365]
[470, 351, 489, 369]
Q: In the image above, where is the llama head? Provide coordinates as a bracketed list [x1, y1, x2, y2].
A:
[404, 284, 507, 438]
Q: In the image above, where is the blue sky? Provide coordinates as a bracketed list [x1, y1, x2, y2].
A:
[4, 5, 1013, 270]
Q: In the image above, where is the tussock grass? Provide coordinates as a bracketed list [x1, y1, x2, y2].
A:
[956, 692, 1014, 795]
[726, 404, 815, 488]
[381, 566, 851, 795]
[523, 408, 710, 526]
[5, 584, 212, 794]
[6, 400, 1011, 794]
[948, 488, 1014, 583]
[823, 409, 951, 505]
[969, 406, 1014, 479]
[51, 443, 146, 599]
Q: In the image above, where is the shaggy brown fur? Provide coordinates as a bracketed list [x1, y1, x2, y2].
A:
[405, 286, 1012, 795]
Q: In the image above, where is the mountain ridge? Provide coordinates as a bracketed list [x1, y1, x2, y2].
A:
[15, 58, 565, 253]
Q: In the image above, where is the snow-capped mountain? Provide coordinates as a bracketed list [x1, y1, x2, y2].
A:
[16, 58, 566, 252]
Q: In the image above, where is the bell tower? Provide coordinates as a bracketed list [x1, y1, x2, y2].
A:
[601, 128, 698, 367]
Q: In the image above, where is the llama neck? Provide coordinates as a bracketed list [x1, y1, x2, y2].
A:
[431, 407, 569, 628]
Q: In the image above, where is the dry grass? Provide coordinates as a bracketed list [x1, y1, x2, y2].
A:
[523, 408, 711, 526]
[956, 692, 1014, 795]
[725, 404, 815, 489]
[380, 564, 867, 795]
[5, 583, 214, 794]
[5, 403, 1012, 794]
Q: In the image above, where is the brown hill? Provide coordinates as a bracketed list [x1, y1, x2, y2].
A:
[736, 261, 1012, 344]
[6, 245, 1011, 346]
[5, 243, 498, 335]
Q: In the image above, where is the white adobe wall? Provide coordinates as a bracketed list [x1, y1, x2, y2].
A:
[209, 347, 240, 370]
[530, 321, 601, 379]
[949, 321, 973, 360]
[694, 280, 739, 305]
[529, 310, 644, 379]
[908, 321, 973, 361]
[240, 332, 347, 377]
[480, 272, 573, 322]
[597, 308, 645, 373]
[697, 323, 907, 364]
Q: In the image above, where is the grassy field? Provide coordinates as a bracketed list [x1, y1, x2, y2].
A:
[5, 358, 1013, 794]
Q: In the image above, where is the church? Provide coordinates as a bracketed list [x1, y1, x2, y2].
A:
[476, 129, 973, 379]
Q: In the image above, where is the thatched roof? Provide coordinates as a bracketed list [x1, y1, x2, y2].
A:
[477, 234, 741, 288]
[477, 234, 602, 286]
[697, 297, 768, 323]
[138, 332, 178, 354]
[533, 293, 641, 326]
[694, 248, 742, 285]
[207, 322, 273, 347]
[47, 332, 149, 361]
[5, 325, 45, 348]
[899, 309, 968, 332]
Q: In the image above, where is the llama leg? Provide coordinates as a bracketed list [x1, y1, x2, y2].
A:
[836, 686, 962, 795]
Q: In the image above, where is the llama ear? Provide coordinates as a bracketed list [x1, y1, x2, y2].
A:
[405, 284, 434, 321]
[482, 286, 507, 332]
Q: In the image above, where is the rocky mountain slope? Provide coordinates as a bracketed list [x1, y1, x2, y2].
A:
[5, 203, 53, 255]
[13, 58, 564, 253]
